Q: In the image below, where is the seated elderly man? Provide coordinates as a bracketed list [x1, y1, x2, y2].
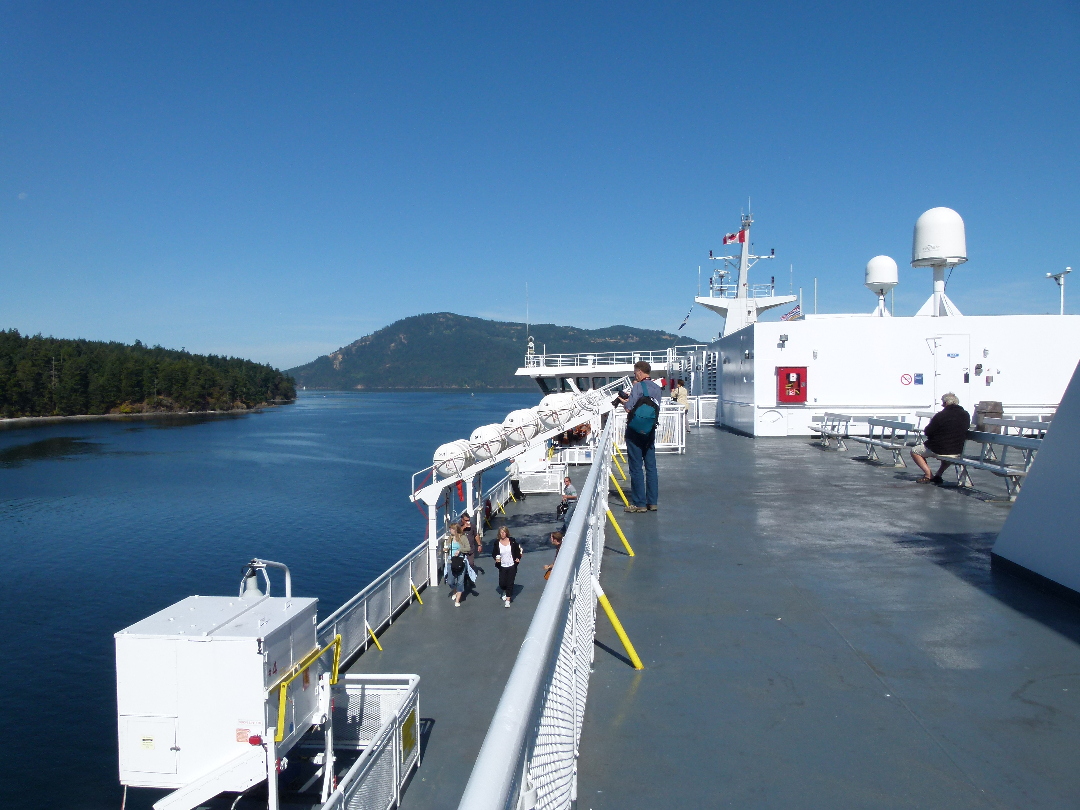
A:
[912, 393, 971, 484]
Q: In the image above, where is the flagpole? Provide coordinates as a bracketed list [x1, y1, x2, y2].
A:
[799, 287, 803, 319]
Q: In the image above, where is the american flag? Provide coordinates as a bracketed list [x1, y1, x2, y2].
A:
[780, 304, 801, 321]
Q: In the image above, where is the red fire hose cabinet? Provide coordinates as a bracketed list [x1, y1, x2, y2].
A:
[776, 366, 808, 404]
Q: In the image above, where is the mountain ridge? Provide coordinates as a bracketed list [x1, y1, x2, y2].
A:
[287, 313, 706, 390]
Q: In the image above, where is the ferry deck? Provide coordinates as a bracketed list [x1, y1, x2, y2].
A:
[338, 427, 1080, 809]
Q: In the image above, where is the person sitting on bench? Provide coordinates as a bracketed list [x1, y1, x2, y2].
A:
[912, 393, 971, 484]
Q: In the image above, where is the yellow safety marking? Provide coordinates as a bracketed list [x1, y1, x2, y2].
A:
[274, 635, 341, 741]
[498, 501, 507, 515]
[366, 624, 384, 651]
[613, 443, 627, 463]
[547, 446, 555, 459]
[594, 583, 644, 670]
[606, 509, 635, 557]
[612, 453, 627, 481]
[411, 582, 424, 605]
[609, 474, 629, 508]
[509, 491, 517, 503]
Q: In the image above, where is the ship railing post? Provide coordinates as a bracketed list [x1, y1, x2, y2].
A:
[427, 501, 439, 587]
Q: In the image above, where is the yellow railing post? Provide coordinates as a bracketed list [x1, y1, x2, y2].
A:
[609, 474, 630, 508]
[366, 623, 383, 651]
[274, 635, 342, 741]
[612, 453, 627, 481]
[593, 578, 643, 670]
[605, 509, 635, 557]
[410, 581, 424, 605]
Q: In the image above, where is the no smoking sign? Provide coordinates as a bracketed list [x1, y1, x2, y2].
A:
[900, 373, 913, 385]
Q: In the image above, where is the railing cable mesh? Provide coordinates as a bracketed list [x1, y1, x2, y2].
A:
[457, 421, 614, 810]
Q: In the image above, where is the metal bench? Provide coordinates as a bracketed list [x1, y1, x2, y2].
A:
[923, 430, 1042, 501]
[809, 412, 860, 451]
[981, 417, 1051, 438]
[849, 418, 919, 467]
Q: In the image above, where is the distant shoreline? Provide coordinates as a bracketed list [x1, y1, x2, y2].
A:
[0, 401, 292, 430]
[298, 388, 537, 394]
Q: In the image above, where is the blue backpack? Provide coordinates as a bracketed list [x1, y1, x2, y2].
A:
[626, 384, 660, 435]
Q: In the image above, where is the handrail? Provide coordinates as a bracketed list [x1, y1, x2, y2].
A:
[272, 634, 341, 742]
[457, 420, 613, 810]
[318, 542, 424, 632]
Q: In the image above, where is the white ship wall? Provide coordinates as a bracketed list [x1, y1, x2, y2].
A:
[703, 314, 1080, 436]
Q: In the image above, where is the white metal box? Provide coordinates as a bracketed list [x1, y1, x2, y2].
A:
[115, 594, 318, 789]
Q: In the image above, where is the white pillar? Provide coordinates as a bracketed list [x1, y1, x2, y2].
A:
[932, 265, 946, 317]
[427, 502, 439, 586]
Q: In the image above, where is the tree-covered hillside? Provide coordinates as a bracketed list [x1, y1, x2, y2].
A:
[288, 313, 705, 390]
[0, 330, 296, 418]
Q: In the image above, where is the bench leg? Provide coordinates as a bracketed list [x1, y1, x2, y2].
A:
[837, 437, 847, 452]
[1007, 475, 1021, 501]
[891, 448, 906, 467]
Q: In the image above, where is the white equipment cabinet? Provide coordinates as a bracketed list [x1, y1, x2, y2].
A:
[115, 591, 320, 805]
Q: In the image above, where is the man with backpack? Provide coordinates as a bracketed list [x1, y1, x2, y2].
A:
[622, 360, 662, 513]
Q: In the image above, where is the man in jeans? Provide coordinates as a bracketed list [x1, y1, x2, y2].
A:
[622, 360, 662, 512]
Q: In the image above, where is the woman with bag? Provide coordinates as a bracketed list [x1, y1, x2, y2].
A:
[443, 525, 467, 606]
[491, 526, 523, 608]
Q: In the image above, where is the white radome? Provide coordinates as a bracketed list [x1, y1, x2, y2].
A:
[503, 408, 541, 445]
[469, 424, 506, 461]
[433, 439, 474, 479]
[865, 255, 899, 295]
[912, 207, 968, 267]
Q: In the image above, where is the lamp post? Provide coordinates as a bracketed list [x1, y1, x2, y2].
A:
[1046, 267, 1072, 315]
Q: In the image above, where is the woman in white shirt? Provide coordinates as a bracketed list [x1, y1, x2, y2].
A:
[491, 526, 523, 607]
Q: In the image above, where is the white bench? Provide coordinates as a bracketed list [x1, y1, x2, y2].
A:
[849, 418, 919, 467]
[981, 417, 1051, 438]
[809, 412, 860, 451]
[923, 430, 1042, 501]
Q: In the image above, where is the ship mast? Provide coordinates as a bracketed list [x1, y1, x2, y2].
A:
[696, 211, 797, 337]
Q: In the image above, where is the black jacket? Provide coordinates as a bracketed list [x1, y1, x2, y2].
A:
[492, 538, 523, 568]
[924, 404, 971, 455]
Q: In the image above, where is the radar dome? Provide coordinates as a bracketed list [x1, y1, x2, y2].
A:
[912, 207, 967, 267]
[864, 255, 898, 295]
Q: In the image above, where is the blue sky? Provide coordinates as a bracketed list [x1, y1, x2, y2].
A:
[1, 2, 1077, 369]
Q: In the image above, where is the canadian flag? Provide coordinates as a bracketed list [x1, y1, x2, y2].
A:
[723, 230, 746, 245]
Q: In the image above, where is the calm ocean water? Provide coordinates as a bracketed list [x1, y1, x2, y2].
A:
[0, 391, 537, 809]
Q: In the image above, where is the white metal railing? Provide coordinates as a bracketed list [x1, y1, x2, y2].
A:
[457, 420, 613, 810]
[612, 405, 687, 453]
[523, 345, 706, 369]
[688, 395, 717, 427]
[317, 543, 428, 665]
[706, 281, 776, 299]
[322, 674, 421, 810]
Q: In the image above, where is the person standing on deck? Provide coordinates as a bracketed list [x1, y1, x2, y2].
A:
[507, 458, 526, 501]
[443, 526, 467, 606]
[672, 378, 690, 431]
[912, 393, 971, 484]
[492, 526, 522, 607]
[623, 360, 662, 513]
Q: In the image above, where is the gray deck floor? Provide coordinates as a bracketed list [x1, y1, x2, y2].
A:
[345, 491, 567, 809]
[577, 429, 1080, 809]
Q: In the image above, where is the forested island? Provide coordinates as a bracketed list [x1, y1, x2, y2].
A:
[0, 330, 296, 419]
[288, 312, 705, 390]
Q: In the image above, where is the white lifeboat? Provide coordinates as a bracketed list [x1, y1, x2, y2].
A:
[536, 393, 575, 429]
[503, 408, 540, 445]
[469, 424, 507, 461]
[433, 439, 473, 479]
